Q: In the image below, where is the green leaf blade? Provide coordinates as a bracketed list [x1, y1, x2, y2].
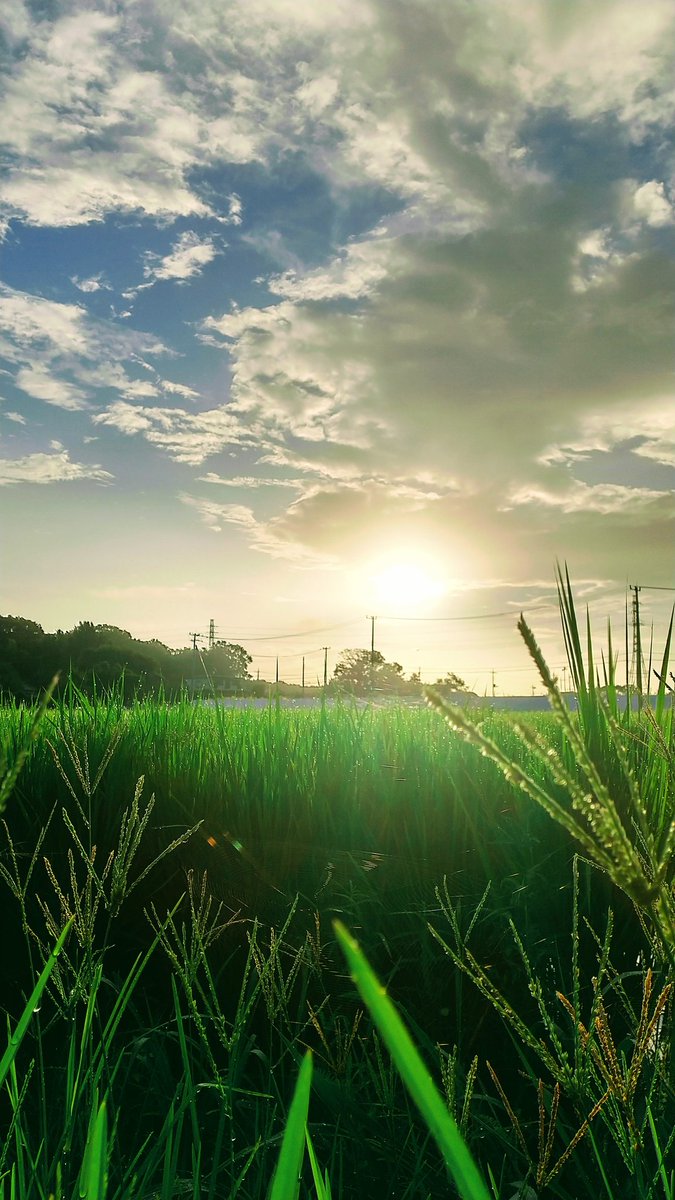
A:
[270, 1050, 313, 1200]
[334, 920, 490, 1200]
[0, 916, 74, 1092]
[80, 1100, 108, 1199]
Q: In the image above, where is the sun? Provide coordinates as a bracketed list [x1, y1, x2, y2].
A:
[369, 559, 447, 610]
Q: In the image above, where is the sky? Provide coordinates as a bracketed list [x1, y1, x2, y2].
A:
[0, 0, 673, 692]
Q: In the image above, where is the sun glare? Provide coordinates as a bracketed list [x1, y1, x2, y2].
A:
[370, 560, 447, 610]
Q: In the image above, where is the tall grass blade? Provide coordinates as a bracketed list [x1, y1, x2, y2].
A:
[334, 920, 490, 1200]
[0, 916, 74, 1091]
[269, 1051, 313, 1200]
[79, 1100, 108, 1199]
[305, 1127, 332, 1200]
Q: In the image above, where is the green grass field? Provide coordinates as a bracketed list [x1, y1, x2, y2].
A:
[1, 578, 673, 1198]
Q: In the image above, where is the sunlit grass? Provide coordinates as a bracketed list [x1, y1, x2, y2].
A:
[0, 573, 673, 1197]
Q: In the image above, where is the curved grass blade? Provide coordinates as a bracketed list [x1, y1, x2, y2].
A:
[305, 1126, 332, 1200]
[80, 1099, 108, 1199]
[334, 920, 490, 1200]
[0, 915, 74, 1091]
[269, 1050, 313, 1200]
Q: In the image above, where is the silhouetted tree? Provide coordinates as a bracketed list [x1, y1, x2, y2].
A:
[434, 671, 469, 692]
[332, 649, 404, 694]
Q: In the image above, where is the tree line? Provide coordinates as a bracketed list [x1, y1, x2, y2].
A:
[0, 615, 475, 701]
[0, 615, 251, 699]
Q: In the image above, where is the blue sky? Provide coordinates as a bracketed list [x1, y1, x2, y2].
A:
[0, 0, 673, 690]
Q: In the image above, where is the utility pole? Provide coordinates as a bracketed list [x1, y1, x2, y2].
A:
[629, 583, 675, 694]
[275, 656, 279, 685]
[561, 665, 567, 693]
[367, 616, 377, 694]
[322, 647, 328, 688]
[491, 669, 496, 698]
[189, 632, 199, 691]
[302, 655, 305, 689]
[208, 618, 215, 650]
[367, 615, 376, 663]
[630, 584, 642, 692]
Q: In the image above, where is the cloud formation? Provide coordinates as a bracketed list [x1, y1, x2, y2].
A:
[0, 283, 168, 424]
[93, 400, 249, 464]
[0, 0, 672, 638]
[0, 450, 112, 486]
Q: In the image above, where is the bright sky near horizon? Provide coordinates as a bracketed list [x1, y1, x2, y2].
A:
[0, 0, 673, 691]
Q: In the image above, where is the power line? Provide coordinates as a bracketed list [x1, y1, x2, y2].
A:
[377, 610, 513, 622]
[211, 619, 360, 642]
[245, 647, 329, 660]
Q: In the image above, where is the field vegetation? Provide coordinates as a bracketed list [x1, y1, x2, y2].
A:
[0, 572, 673, 1198]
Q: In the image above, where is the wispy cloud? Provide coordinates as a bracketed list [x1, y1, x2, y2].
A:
[70, 273, 111, 293]
[93, 400, 249, 464]
[0, 283, 169, 430]
[142, 231, 221, 286]
[0, 286, 89, 358]
[160, 380, 201, 400]
[541, 402, 675, 473]
[0, 450, 113, 487]
[266, 238, 394, 303]
[179, 493, 335, 564]
[198, 472, 304, 488]
[15, 365, 88, 410]
[508, 481, 675, 518]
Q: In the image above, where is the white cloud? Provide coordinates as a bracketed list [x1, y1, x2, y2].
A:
[0, 286, 89, 357]
[541, 402, 675, 472]
[71, 273, 111, 293]
[571, 228, 634, 293]
[508, 480, 675, 518]
[203, 299, 382, 450]
[0, 283, 169, 421]
[198, 473, 304, 488]
[630, 180, 674, 228]
[143, 231, 220, 285]
[161, 380, 201, 400]
[205, 210, 675, 494]
[0, 0, 671, 253]
[634, 442, 675, 470]
[0, 11, 214, 226]
[93, 400, 249, 464]
[179, 493, 334, 563]
[267, 238, 395, 302]
[219, 194, 243, 226]
[121, 380, 160, 400]
[1, 0, 673, 240]
[15, 365, 88, 410]
[0, 450, 113, 486]
[2, 411, 26, 424]
[512, 1, 675, 135]
[0, 1, 31, 47]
